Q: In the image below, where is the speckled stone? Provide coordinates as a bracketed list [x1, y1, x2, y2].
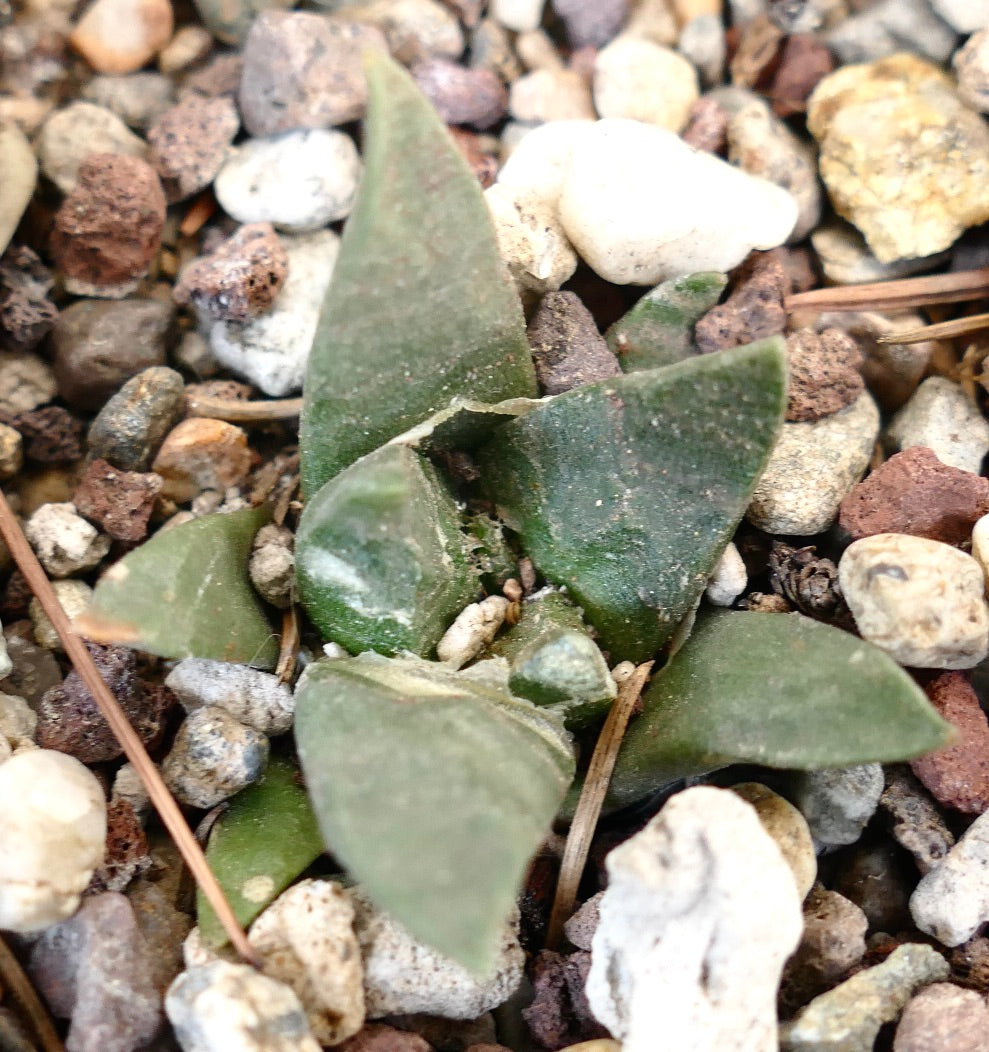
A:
[885, 377, 989, 475]
[147, 93, 239, 201]
[894, 982, 989, 1052]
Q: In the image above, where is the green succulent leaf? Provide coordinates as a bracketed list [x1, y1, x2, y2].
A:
[606, 272, 727, 372]
[76, 507, 278, 668]
[477, 338, 788, 663]
[608, 610, 956, 808]
[294, 653, 574, 973]
[300, 51, 536, 496]
[197, 757, 325, 947]
[295, 443, 479, 657]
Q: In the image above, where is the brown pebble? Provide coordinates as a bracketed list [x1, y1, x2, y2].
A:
[7, 406, 83, 463]
[413, 58, 508, 130]
[239, 12, 387, 136]
[180, 54, 243, 99]
[771, 34, 834, 118]
[894, 982, 989, 1052]
[50, 154, 166, 297]
[151, 417, 252, 502]
[785, 327, 864, 422]
[839, 447, 989, 545]
[681, 95, 729, 154]
[523, 950, 608, 1050]
[336, 1024, 432, 1052]
[729, 13, 784, 90]
[147, 94, 239, 202]
[89, 798, 152, 893]
[950, 936, 989, 994]
[70, 0, 173, 74]
[879, 765, 955, 875]
[694, 251, 787, 354]
[911, 672, 989, 816]
[73, 458, 163, 542]
[36, 643, 165, 763]
[184, 379, 253, 408]
[527, 291, 621, 396]
[173, 223, 288, 321]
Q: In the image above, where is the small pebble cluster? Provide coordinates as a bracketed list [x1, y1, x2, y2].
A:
[4, 0, 989, 1051]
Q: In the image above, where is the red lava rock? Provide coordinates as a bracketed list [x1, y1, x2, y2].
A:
[681, 95, 729, 154]
[839, 447, 989, 545]
[785, 327, 864, 422]
[413, 58, 508, 130]
[49, 154, 167, 298]
[89, 798, 152, 893]
[894, 982, 989, 1052]
[527, 291, 621, 395]
[552, 0, 628, 49]
[523, 950, 609, 1050]
[336, 1024, 433, 1052]
[911, 672, 989, 815]
[0, 246, 57, 353]
[6, 406, 84, 463]
[72, 458, 163, 542]
[173, 223, 288, 321]
[239, 12, 387, 136]
[36, 643, 167, 764]
[447, 127, 498, 188]
[147, 94, 239, 202]
[771, 34, 834, 118]
[694, 251, 787, 354]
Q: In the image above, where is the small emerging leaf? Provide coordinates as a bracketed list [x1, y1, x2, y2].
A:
[76, 507, 278, 668]
[295, 444, 479, 657]
[294, 653, 574, 972]
[606, 272, 726, 372]
[478, 339, 787, 662]
[300, 52, 537, 496]
[608, 611, 956, 808]
[197, 757, 325, 947]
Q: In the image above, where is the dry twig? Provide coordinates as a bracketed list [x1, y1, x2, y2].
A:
[545, 661, 653, 949]
[785, 267, 989, 314]
[186, 394, 304, 423]
[876, 312, 989, 345]
[0, 489, 260, 968]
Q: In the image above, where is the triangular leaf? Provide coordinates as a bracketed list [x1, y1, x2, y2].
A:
[294, 654, 574, 972]
[76, 507, 278, 668]
[300, 52, 536, 496]
[295, 444, 479, 657]
[477, 338, 788, 662]
[608, 610, 956, 808]
[197, 757, 325, 947]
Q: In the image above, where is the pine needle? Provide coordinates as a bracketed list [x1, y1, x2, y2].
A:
[0, 489, 261, 968]
[545, 661, 653, 949]
[186, 393, 304, 423]
[876, 312, 989, 345]
[785, 267, 989, 313]
[0, 934, 64, 1052]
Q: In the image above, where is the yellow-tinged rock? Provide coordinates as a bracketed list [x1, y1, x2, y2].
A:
[71, 0, 174, 73]
[807, 53, 989, 263]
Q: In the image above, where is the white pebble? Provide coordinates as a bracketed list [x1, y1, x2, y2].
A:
[162, 706, 270, 808]
[586, 786, 802, 1052]
[208, 230, 339, 397]
[0, 693, 36, 751]
[490, 0, 545, 32]
[0, 630, 10, 681]
[485, 183, 578, 297]
[215, 129, 361, 233]
[37, 101, 146, 194]
[112, 762, 151, 822]
[971, 513, 989, 593]
[166, 961, 320, 1052]
[248, 880, 365, 1045]
[166, 658, 294, 735]
[885, 377, 989, 474]
[558, 118, 798, 285]
[25, 503, 111, 578]
[350, 887, 524, 1019]
[509, 69, 596, 123]
[0, 750, 106, 932]
[910, 809, 989, 947]
[705, 542, 747, 607]
[593, 36, 699, 132]
[747, 391, 880, 536]
[839, 533, 989, 669]
[437, 596, 510, 669]
[30, 579, 93, 651]
[930, 0, 989, 33]
[496, 119, 595, 207]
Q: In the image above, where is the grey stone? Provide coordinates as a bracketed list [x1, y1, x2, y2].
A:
[586, 786, 803, 1052]
[162, 706, 269, 809]
[83, 72, 176, 130]
[249, 524, 295, 609]
[879, 766, 955, 875]
[87, 366, 185, 472]
[53, 299, 174, 411]
[165, 658, 294, 735]
[29, 892, 162, 1052]
[791, 765, 884, 850]
[825, 0, 958, 65]
[885, 377, 989, 475]
[782, 943, 950, 1051]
